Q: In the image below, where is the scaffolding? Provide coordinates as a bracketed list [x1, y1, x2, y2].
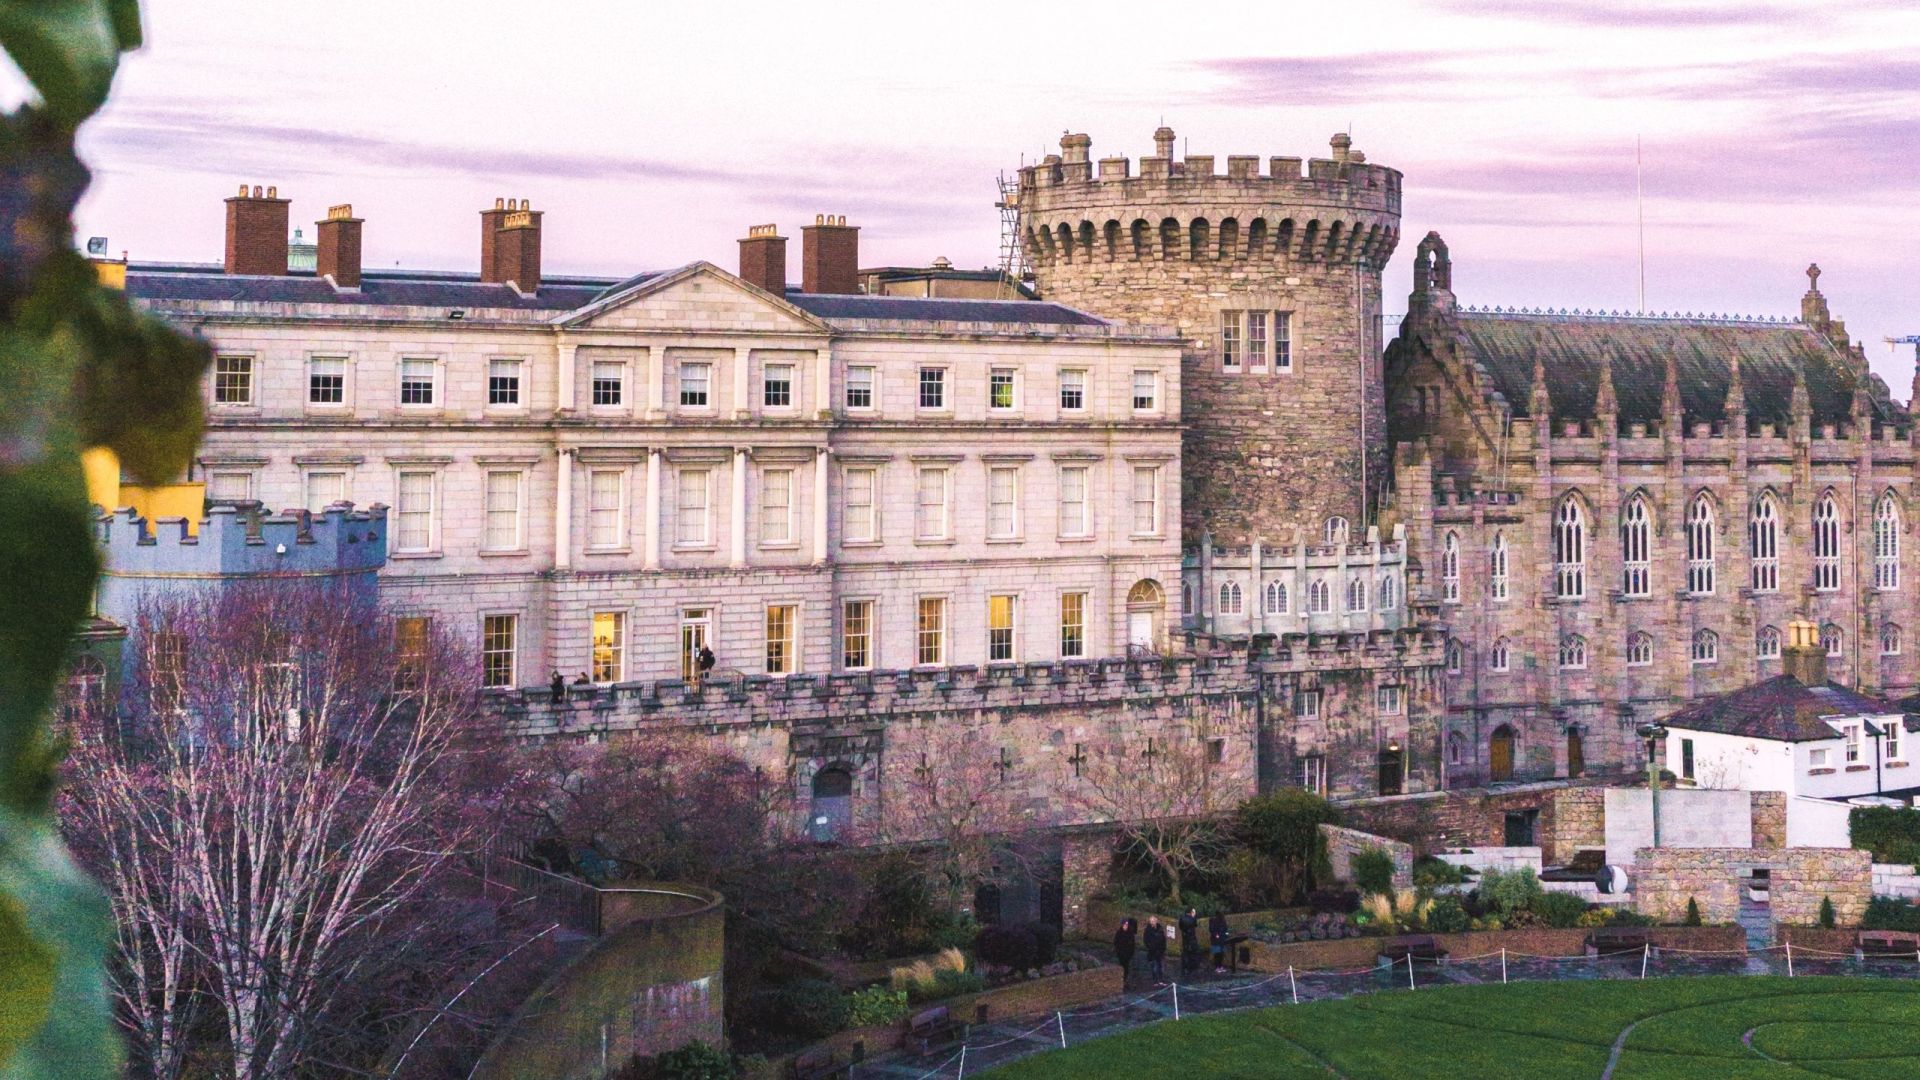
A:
[995, 172, 1028, 300]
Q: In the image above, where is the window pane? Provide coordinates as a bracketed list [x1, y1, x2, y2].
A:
[1275, 312, 1292, 370]
[764, 363, 793, 408]
[1220, 311, 1240, 370]
[918, 368, 945, 409]
[1130, 466, 1157, 534]
[481, 614, 516, 688]
[989, 368, 1015, 410]
[1059, 370, 1086, 411]
[846, 366, 874, 409]
[844, 467, 876, 542]
[917, 597, 945, 665]
[214, 355, 253, 405]
[488, 359, 522, 406]
[761, 468, 793, 543]
[1060, 592, 1086, 658]
[588, 469, 624, 548]
[765, 605, 796, 674]
[916, 467, 947, 539]
[306, 470, 346, 512]
[400, 359, 435, 405]
[1247, 311, 1268, 371]
[1059, 466, 1088, 537]
[591, 360, 623, 406]
[309, 356, 345, 405]
[396, 471, 434, 551]
[1131, 371, 1156, 410]
[988, 595, 1016, 662]
[677, 469, 709, 544]
[591, 611, 624, 683]
[988, 467, 1018, 538]
[207, 471, 253, 502]
[842, 600, 873, 669]
[680, 363, 711, 407]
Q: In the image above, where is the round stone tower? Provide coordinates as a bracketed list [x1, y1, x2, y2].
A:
[1017, 128, 1402, 546]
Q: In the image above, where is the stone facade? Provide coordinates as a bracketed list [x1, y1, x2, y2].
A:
[1752, 791, 1788, 850]
[1016, 128, 1401, 546]
[1338, 781, 1603, 864]
[1319, 824, 1414, 891]
[1633, 846, 1871, 927]
[1770, 847, 1872, 927]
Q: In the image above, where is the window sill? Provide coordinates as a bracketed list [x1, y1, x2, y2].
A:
[914, 537, 957, 547]
[1808, 767, 1836, 775]
[672, 544, 719, 553]
[1057, 534, 1095, 543]
[986, 536, 1025, 545]
[211, 404, 260, 412]
[1128, 532, 1165, 541]
[1888, 761, 1910, 769]
[389, 551, 443, 560]
[305, 404, 350, 413]
[1845, 764, 1872, 773]
[479, 549, 531, 558]
[841, 539, 883, 548]
[759, 541, 801, 551]
[583, 547, 634, 556]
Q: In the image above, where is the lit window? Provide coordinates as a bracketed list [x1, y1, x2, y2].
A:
[1131, 370, 1158, 412]
[214, 355, 254, 406]
[591, 611, 624, 683]
[483, 470, 523, 551]
[1058, 466, 1089, 538]
[1559, 634, 1587, 669]
[1621, 495, 1651, 596]
[918, 367, 946, 410]
[843, 466, 877, 543]
[399, 358, 435, 406]
[1757, 625, 1781, 659]
[394, 616, 430, 691]
[763, 363, 794, 408]
[989, 368, 1016, 410]
[394, 470, 435, 552]
[591, 360, 623, 407]
[760, 467, 794, 545]
[1060, 592, 1087, 659]
[488, 358, 522, 407]
[1441, 532, 1460, 603]
[845, 365, 875, 410]
[988, 466, 1020, 539]
[1218, 581, 1243, 615]
[1059, 369, 1086, 411]
[1220, 311, 1241, 371]
[481, 614, 516, 689]
[305, 470, 346, 512]
[1264, 581, 1289, 616]
[1751, 494, 1780, 592]
[917, 597, 946, 665]
[1692, 629, 1719, 665]
[309, 356, 345, 405]
[587, 469, 625, 550]
[765, 605, 797, 675]
[679, 362, 711, 407]
[1876, 493, 1901, 591]
[1555, 496, 1586, 599]
[1490, 637, 1511, 672]
[1627, 632, 1653, 666]
[1814, 493, 1842, 591]
[676, 468, 710, 546]
[1130, 466, 1159, 535]
[988, 594, 1017, 662]
[916, 466, 949, 540]
[1687, 493, 1716, 595]
[1489, 532, 1509, 601]
[1822, 624, 1843, 658]
[842, 600, 873, 670]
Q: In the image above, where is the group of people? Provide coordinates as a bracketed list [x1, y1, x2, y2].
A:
[1112, 909, 1232, 987]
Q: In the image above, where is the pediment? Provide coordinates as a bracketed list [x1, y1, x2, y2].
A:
[556, 262, 830, 336]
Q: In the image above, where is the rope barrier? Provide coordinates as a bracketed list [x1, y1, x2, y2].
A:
[963, 1016, 1066, 1052]
[908, 1049, 963, 1080]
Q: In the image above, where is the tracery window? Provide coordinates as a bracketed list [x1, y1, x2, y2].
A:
[1626, 632, 1653, 667]
[1620, 496, 1651, 597]
[1218, 581, 1243, 616]
[1822, 623, 1843, 657]
[1558, 634, 1587, 670]
[1756, 625, 1781, 659]
[1814, 492, 1842, 592]
[1490, 637, 1511, 672]
[1346, 577, 1368, 613]
[1554, 495, 1585, 599]
[1264, 581, 1289, 616]
[1750, 493, 1780, 593]
[1875, 493, 1900, 591]
[1881, 623, 1903, 656]
[1308, 578, 1332, 613]
[1687, 493, 1716, 595]
[1445, 638, 1465, 674]
[1692, 629, 1718, 664]
[1441, 531, 1460, 603]
[1489, 532, 1510, 601]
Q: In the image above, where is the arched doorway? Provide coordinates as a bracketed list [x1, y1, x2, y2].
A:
[809, 766, 854, 844]
[1566, 728, 1585, 779]
[1377, 743, 1405, 796]
[1490, 725, 1516, 781]
[1126, 580, 1165, 656]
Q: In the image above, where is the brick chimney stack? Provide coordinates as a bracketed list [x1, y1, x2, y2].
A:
[224, 184, 290, 276]
[738, 224, 787, 296]
[314, 204, 363, 289]
[481, 198, 543, 291]
[801, 214, 859, 295]
[1782, 619, 1826, 685]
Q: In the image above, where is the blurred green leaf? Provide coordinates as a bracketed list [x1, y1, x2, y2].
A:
[0, 0, 138, 126]
[0, 891, 54, 1070]
[0, 812, 119, 1079]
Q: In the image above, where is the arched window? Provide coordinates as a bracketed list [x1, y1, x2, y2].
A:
[1181, 581, 1193, 616]
[1445, 638, 1465, 674]
[1346, 576, 1368, 613]
[1447, 731, 1466, 765]
[1378, 574, 1398, 610]
[1263, 580, 1289, 616]
[1756, 625, 1781, 659]
[1489, 531, 1510, 601]
[1620, 495, 1651, 597]
[1822, 623, 1843, 657]
[1687, 492, 1716, 595]
[1814, 492, 1841, 591]
[59, 654, 107, 725]
[1218, 581, 1243, 615]
[1441, 531, 1461, 603]
[1308, 578, 1332, 613]
[1559, 634, 1587, 670]
[1490, 637, 1511, 672]
[1554, 495, 1585, 599]
[809, 766, 855, 843]
[1750, 493, 1780, 592]
[1881, 623, 1903, 656]
[1875, 493, 1901, 591]
[1626, 632, 1653, 667]
[1691, 629, 1718, 664]
[1325, 517, 1350, 544]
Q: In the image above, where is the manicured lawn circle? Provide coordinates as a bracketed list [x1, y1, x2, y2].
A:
[983, 977, 1920, 1079]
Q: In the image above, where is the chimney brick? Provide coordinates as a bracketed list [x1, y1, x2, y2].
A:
[482, 198, 541, 292]
[737, 224, 787, 296]
[1782, 620, 1826, 685]
[224, 183, 290, 276]
[315, 204, 363, 289]
[801, 214, 860, 295]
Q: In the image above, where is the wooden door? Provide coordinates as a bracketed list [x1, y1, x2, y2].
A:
[1490, 726, 1515, 781]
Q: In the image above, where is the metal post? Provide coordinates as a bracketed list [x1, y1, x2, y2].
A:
[957, 1045, 967, 1080]
[1501, 948, 1508, 985]
[1057, 1011, 1066, 1049]
[1288, 965, 1299, 1004]
[1407, 952, 1416, 990]
[1172, 982, 1180, 1021]
[1786, 940, 1794, 978]
[1640, 942, 1649, 979]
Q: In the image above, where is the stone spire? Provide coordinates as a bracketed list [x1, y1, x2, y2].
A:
[1789, 363, 1812, 426]
[1801, 263, 1830, 328]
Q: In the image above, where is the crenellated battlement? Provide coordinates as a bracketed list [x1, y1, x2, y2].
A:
[1016, 128, 1402, 270]
[97, 502, 388, 579]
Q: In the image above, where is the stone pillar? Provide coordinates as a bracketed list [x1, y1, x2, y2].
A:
[812, 448, 829, 566]
[557, 339, 576, 413]
[1250, 536, 1265, 636]
[644, 449, 662, 570]
[554, 448, 573, 570]
[814, 348, 831, 420]
[733, 347, 751, 419]
[731, 447, 749, 568]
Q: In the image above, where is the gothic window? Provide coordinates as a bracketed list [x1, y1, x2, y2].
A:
[1325, 517, 1350, 545]
[1822, 623, 1843, 657]
[1181, 581, 1193, 616]
[1378, 574, 1398, 610]
[1554, 495, 1585, 599]
[1875, 493, 1901, 591]
[1489, 532, 1510, 601]
[1308, 578, 1332, 613]
[1558, 634, 1587, 670]
[1756, 625, 1781, 659]
[1814, 492, 1842, 592]
[1881, 623, 1903, 656]
[1346, 576, 1368, 613]
[1750, 493, 1780, 593]
[1445, 638, 1464, 674]
[1687, 493, 1716, 595]
[1490, 637, 1511, 672]
[1264, 581, 1289, 616]
[1441, 531, 1461, 603]
[1626, 632, 1653, 667]
[1447, 731, 1466, 765]
[1691, 629, 1718, 664]
[1218, 581, 1243, 616]
[1620, 495, 1651, 597]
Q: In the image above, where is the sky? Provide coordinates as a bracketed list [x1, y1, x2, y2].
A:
[6, 0, 1917, 390]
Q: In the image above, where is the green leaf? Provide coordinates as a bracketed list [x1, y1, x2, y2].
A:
[0, 0, 139, 126]
[0, 811, 120, 1079]
[0, 890, 54, 1071]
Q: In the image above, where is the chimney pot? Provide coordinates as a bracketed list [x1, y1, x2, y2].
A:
[316, 205, 364, 289]
[801, 214, 860, 295]
[738, 223, 787, 296]
[481, 200, 543, 292]
[1782, 618, 1827, 685]
[224, 183, 291, 276]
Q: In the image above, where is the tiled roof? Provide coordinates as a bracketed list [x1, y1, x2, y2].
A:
[784, 292, 1106, 327]
[126, 265, 625, 311]
[1454, 311, 1895, 428]
[1660, 674, 1896, 742]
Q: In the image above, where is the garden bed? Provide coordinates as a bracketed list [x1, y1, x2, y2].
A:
[1243, 925, 1746, 973]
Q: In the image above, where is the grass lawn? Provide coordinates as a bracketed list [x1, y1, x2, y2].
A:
[985, 977, 1920, 1079]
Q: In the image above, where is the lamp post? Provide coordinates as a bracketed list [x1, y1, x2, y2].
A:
[1865, 718, 1887, 798]
[1638, 723, 1667, 848]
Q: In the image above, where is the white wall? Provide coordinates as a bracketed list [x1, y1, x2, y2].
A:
[1604, 787, 1752, 867]
[1786, 795, 1853, 848]
[1665, 718, 1911, 801]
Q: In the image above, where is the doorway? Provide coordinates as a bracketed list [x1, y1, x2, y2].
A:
[680, 608, 712, 680]
[809, 766, 853, 844]
[1377, 748, 1405, 796]
[1490, 725, 1516, 781]
[1126, 579, 1164, 655]
[1566, 729, 1585, 778]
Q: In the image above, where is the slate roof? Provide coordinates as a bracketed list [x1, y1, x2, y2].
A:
[1455, 312, 1895, 428]
[1660, 674, 1898, 742]
[126, 264, 626, 311]
[784, 292, 1106, 327]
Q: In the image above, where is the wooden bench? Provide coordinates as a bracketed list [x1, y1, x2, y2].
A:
[1858, 931, 1919, 960]
[1586, 927, 1650, 956]
[908, 1005, 963, 1055]
[1379, 934, 1446, 963]
[789, 1046, 847, 1080]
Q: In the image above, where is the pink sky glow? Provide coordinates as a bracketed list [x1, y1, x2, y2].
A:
[6, 0, 1915, 390]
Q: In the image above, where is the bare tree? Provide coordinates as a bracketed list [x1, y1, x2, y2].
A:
[59, 582, 490, 1080]
[879, 722, 1040, 915]
[1065, 726, 1238, 906]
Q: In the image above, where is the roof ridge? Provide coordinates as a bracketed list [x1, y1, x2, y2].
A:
[1460, 304, 1800, 327]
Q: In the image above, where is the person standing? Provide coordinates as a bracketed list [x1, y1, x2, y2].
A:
[549, 670, 567, 704]
[1144, 915, 1169, 984]
[1178, 906, 1201, 978]
[1208, 910, 1231, 974]
[696, 644, 717, 686]
[1112, 917, 1138, 988]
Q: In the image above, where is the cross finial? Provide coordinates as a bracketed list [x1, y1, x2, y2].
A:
[1806, 263, 1821, 290]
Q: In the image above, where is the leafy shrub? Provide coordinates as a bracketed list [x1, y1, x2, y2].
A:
[1412, 855, 1466, 887]
[1531, 891, 1589, 929]
[1221, 849, 1287, 911]
[1683, 897, 1702, 927]
[748, 979, 847, 1040]
[1849, 806, 1920, 864]
[1234, 790, 1340, 902]
[1605, 908, 1655, 927]
[889, 948, 975, 1003]
[1308, 888, 1361, 914]
[655, 1041, 734, 1080]
[1352, 848, 1396, 895]
[928, 912, 979, 952]
[1863, 895, 1920, 932]
[1425, 895, 1470, 933]
[1479, 867, 1544, 915]
[840, 852, 941, 959]
[1819, 895, 1837, 929]
[847, 986, 910, 1028]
